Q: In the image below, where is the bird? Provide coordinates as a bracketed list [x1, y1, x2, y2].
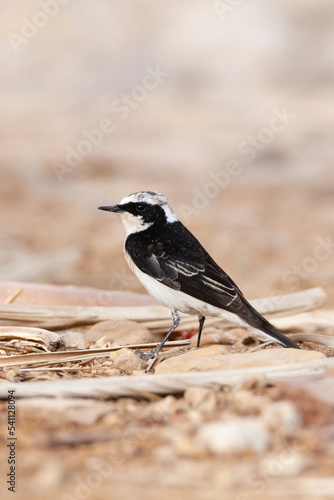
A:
[99, 191, 299, 359]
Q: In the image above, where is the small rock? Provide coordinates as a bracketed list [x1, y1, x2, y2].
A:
[61, 330, 86, 349]
[110, 347, 130, 361]
[86, 319, 156, 345]
[184, 387, 217, 412]
[261, 401, 301, 437]
[155, 345, 229, 373]
[112, 348, 146, 372]
[196, 417, 270, 454]
[155, 347, 325, 373]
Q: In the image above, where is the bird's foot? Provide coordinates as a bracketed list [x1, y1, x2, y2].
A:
[135, 348, 158, 360]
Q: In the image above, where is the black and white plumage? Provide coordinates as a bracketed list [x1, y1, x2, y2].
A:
[99, 191, 299, 359]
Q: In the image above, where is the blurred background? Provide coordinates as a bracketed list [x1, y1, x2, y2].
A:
[1, 4, 334, 500]
[1, 0, 334, 303]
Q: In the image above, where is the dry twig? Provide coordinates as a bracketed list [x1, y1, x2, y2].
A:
[0, 357, 333, 399]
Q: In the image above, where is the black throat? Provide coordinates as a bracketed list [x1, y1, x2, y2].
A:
[122, 202, 168, 227]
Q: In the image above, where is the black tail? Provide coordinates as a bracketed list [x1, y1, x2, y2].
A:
[236, 298, 300, 349]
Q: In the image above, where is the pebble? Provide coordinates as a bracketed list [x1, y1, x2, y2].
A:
[86, 319, 156, 345]
[155, 345, 228, 373]
[109, 347, 130, 361]
[155, 347, 325, 373]
[261, 401, 301, 437]
[111, 348, 146, 372]
[196, 417, 270, 454]
[61, 330, 86, 349]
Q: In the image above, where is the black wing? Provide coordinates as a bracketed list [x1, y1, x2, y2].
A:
[125, 221, 299, 349]
[125, 221, 239, 309]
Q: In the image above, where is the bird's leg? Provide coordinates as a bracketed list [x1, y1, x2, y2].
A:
[197, 316, 206, 347]
[136, 309, 180, 360]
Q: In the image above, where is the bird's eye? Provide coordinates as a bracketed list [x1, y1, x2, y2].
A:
[136, 204, 146, 212]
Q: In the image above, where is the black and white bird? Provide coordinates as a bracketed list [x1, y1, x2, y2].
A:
[99, 191, 299, 359]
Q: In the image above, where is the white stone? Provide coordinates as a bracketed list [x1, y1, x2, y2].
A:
[196, 417, 270, 454]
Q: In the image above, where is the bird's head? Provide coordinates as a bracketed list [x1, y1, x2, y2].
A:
[98, 191, 178, 235]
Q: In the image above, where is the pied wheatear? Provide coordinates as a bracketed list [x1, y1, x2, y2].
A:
[99, 191, 299, 359]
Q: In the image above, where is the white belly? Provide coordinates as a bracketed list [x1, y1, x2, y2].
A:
[125, 251, 232, 318]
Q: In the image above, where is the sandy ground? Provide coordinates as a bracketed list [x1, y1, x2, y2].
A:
[1, 1, 334, 498]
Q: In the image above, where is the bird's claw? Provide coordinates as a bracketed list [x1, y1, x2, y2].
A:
[135, 348, 157, 360]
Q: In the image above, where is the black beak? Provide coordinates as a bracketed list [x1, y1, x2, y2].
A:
[98, 205, 124, 213]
